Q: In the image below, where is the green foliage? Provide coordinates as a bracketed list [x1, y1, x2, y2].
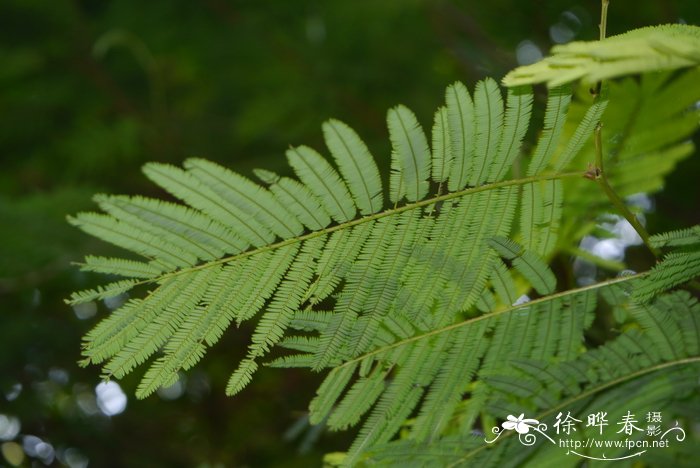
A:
[70, 77, 570, 401]
[552, 67, 700, 261]
[365, 288, 700, 466]
[67, 24, 700, 466]
[503, 24, 700, 87]
[633, 226, 700, 303]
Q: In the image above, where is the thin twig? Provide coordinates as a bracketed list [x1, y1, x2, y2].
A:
[599, 0, 609, 41]
[590, 0, 660, 258]
[593, 123, 660, 257]
[594, 0, 610, 95]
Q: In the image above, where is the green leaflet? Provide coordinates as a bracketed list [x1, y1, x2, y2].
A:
[526, 85, 571, 176]
[445, 81, 475, 191]
[323, 119, 383, 214]
[488, 85, 532, 181]
[185, 158, 304, 239]
[142, 162, 272, 248]
[95, 194, 245, 259]
[80, 256, 163, 279]
[309, 361, 358, 425]
[631, 225, 700, 303]
[254, 169, 332, 231]
[519, 179, 562, 257]
[650, 224, 700, 248]
[345, 339, 439, 465]
[387, 105, 431, 203]
[327, 366, 386, 431]
[227, 238, 322, 395]
[430, 106, 452, 185]
[488, 236, 556, 295]
[286, 145, 356, 223]
[69, 278, 139, 305]
[410, 321, 490, 442]
[472, 77, 504, 185]
[68, 212, 198, 270]
[552, 88, 608, 172]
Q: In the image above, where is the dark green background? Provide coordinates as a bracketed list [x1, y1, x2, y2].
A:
[1, 1, 698, 466]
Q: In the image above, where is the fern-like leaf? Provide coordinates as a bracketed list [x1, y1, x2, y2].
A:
[68, 71, 700, 466]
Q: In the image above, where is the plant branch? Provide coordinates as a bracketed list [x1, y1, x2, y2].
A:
[590, 0, 660, 258]
[68, 170, 585, 302]
[593, 123, 660, 258]
[594, 1, 610, 95]
[339, 271, 647, 370]
[599, 0, 609, 41]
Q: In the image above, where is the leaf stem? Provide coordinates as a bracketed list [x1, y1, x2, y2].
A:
[70, 170, 585, 300]
[599, 0, 609, 41]
[591, 0, 659, 258]
[338, 271, 648, 369]
[594, 1, 610, 95]
[593, 123, 660, 258]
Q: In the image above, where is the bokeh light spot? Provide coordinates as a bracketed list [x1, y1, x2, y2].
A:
[72, 301, 97, 320]
[157, 374, 186, 400]
[103, 293, 128, 310]
[3, 384, 22, 402]
[95, 381, 127, 416]
[516, 40, 543, 65]
[0, 415, 20, 441]
[1, 441, 24, 466]
[61, 448, 89, 468]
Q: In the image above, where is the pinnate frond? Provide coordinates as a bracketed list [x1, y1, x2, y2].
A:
[67, 72, 700, 466]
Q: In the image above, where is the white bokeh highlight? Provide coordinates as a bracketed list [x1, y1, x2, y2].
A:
[95, 381, 127, 416]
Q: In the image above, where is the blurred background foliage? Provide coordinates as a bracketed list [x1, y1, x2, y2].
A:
[0, 1, 698, 466]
